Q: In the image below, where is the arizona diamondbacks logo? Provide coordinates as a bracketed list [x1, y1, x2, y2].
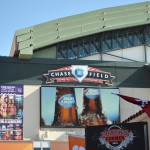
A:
[71, 66, 88, 83]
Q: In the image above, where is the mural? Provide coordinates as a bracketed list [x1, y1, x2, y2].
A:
[0, 85, 23, 140]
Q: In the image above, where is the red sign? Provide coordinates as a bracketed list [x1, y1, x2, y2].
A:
[44, 65, 115, 85]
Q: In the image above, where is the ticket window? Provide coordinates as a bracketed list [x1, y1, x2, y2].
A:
[34, 148, 49, 150]
[33, 141, 50, 150]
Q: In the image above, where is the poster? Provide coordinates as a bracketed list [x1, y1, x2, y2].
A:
[85, 122, 148, 150]
[68, 134, 85, 150]
[0, 85, 23, 140]
[40, 86, 119, 127]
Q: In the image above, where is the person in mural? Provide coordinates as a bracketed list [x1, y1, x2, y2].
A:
[1, 125, 6, 140]
[14, 126, 22, 140]
[0, 94, 8, 118]
[8, 94, 16, 117]
[5, 126, 12, 140]
[17, 109, 23, 119]
[0, 126, 2, 140]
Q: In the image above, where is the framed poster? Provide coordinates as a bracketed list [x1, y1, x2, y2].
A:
[0, 85, 23, 140]
[40, 86, 119, 127]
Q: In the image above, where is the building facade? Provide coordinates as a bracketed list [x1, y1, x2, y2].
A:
[1, 1, 149, 145]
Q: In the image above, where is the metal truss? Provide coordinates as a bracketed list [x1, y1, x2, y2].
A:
[57, 25, 150, 61]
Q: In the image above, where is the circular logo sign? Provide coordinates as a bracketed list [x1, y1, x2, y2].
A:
[58, 94, 75, 108]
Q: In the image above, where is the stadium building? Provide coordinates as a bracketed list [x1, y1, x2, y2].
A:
[0, 1, 150, 150]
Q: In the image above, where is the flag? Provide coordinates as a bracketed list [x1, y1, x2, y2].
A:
[112, 93, 150, 118]
[68, 134, 85, 150]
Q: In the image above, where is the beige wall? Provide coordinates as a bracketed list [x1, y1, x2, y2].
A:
[23, 85, 40, 140]
[80, 46, 150, 63]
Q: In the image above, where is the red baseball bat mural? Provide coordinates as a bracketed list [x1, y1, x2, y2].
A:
[112, 93, 150, 118]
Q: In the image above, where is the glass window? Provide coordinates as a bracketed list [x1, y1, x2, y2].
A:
[145, 28, 150, 44]
[133, 30, 144, 46]
[103, 34, 112, 51]
[112, 33, 123, 50]
[123, 31, 133, 48]
[79, 41, 88, 58]
[57, 45, 67, 59]
[72, 41, 78, 58]
[57, 25, 147, 59]
[43, 148, 49, 150]
[90, 36, 100, 54]
[68, 48, 77, 59]
[34, 148, 41, 150]
[83, 39, 90, 55]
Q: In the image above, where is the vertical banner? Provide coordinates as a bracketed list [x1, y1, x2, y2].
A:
[85, 122, 149, 150]
[68, 134, 85, 150]
[0, 85, 23, 140]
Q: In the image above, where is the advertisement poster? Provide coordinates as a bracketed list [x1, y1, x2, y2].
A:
[40, 86, 119, 127]
[0, 85, 23, 140]
[68, 134, 85, 150]
[85, 122, 148, 150]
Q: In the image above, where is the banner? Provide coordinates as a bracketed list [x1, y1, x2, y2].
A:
[40, 87, 119, 127]
[0, 85, 23, 140]
[68, 134, 85, 150]
[85, 122, 148, 150]
[113, 93, 150, 118]
[43, 65, 115, 85]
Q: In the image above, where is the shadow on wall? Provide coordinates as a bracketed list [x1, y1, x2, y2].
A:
[117, 66, 150, 88]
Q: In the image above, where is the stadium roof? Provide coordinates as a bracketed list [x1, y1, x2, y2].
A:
[10, 1, 150, 59]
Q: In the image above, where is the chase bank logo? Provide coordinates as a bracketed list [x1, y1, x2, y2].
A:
[72, 66, 88, 83]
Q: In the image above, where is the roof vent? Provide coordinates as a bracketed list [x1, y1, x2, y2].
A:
[57, 36, 60, 39]
[147, 11, 150, 13]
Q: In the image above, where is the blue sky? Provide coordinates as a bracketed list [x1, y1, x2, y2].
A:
[0, 0, 147, 56]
